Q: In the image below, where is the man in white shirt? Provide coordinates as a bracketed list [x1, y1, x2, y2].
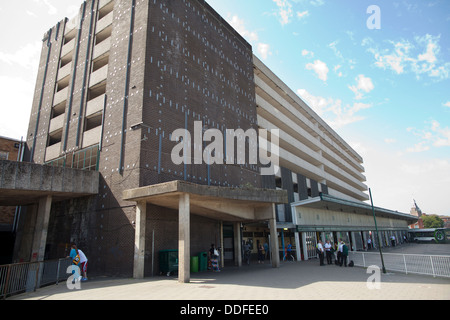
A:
[324, 240, 333, 265]
[317, 240, 325, 266]
[337, 239, 344, 265]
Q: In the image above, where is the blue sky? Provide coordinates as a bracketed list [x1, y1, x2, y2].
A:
[0, 0, 449, 216]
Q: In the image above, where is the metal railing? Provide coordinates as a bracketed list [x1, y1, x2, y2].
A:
[0, 258, 72, 299]
[349, 251, 450, 278]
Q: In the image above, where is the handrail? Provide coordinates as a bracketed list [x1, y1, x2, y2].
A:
[0, 258, 72, 299]
[349, 251, 450, 278]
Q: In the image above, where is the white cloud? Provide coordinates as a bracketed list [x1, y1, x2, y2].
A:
[328, 40, 344, 60]
[273, 0, 294, 25]
[297, 10, 309, 19]
[444, 101, 450, 108]
[257, 43, 271, 60]
[348, 74, 374, 100]
[301, 49, 314, 57]
[305, 60, 329, 82]
[310, 0, 325, 6]
[384, 138, 396, 144]
[227, 14, 271, 60]
[334, 65, 343, 77]
[406, 120, 450, 152]
[0, 41, 42, 70]
[297, 89, 372, 128]
[353, 142, 450, 215]
[229, 15, 259, 43]
[406, 142, 430, 153]
[364, 34, 450, 81]
[33, 0, 57, 15]
[0, 76, 34, 139]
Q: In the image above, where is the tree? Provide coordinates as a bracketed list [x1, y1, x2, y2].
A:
[422, 215, 444, 229]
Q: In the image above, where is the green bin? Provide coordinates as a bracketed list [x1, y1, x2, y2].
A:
[159, 250, 178, 276]
[198, 252, 208, 272]
[191, 256, 199, 273]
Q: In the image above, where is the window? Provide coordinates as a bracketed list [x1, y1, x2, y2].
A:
[0, 151, 9, 160]
[72, 145, 99, 171]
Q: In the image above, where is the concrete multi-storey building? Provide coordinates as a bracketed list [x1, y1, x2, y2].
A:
[5, 0, 416, 281]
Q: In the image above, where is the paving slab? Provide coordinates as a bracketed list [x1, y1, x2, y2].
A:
[8, 259, 450, 301]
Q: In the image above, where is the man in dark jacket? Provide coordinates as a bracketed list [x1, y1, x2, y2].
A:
[340, 241, 348, 267]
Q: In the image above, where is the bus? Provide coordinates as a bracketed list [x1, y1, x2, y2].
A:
[408, 228, 450, 244]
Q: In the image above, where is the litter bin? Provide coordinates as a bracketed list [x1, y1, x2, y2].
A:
[198, 252, 208, 272]
[191, 256, 199, 273]
[159, 250, 178, 276]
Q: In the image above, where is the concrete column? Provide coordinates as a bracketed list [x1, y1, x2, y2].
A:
[302, 232, 309, 260]
[220, 221, 224, 269]
[31, 195, 52, 262]
[178, 193, 190, 283]
[351, 232, 357, 251]
[133, 201, 147, 279]
[269, 204, 280, 268]
[234, 222, 242, 267]
[294, 231, 301, 261]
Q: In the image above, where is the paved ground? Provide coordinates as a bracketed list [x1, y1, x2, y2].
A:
[9, 244, 450, 301]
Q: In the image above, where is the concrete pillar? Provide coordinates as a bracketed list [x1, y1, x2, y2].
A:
[294, 231, 301, 261]
[302, 232, 308, 260]
[234, 222, 242, 267]
[31, 195, 52, 262]
[269, 204, 280, 268]
[133, 201, 147, 279]
[351, 232, 357, 251]
[220, 221, 224, 269]
[178, 193, 190, 283]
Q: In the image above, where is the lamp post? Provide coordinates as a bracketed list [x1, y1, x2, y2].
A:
[369, 188, 387, 274]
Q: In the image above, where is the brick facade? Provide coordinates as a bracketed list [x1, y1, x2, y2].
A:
[25, 0, 261, 276]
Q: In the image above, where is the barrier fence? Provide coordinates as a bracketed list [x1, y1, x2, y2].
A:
[349, 251, 450, 278]
[0, 258, 72, 299]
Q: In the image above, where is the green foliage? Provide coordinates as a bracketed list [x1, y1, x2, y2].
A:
[422, 215, 444, 229]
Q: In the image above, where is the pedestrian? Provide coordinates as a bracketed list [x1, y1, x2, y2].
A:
[263, 242, 269, 260]
[340, 240, 348, 267]
[209, 244, 220, 272]
[337, 239, 343, 266]
[257, 242, 265, 264]
[367, 237, 372, 250]
[317, 240, 325, 266]
[67, 244, 88, 282]
[243, 241, 251, 265]
[391, 235, 396, 247]
[324, 240, 333, 265]
[333, 241, 339, 265]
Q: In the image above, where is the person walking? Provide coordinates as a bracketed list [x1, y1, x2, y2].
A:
[340, 240, 348, 267]
[337, 239, 343, 266]
[317, 240, 325, 266]
[257, 242, 265, 264]
[324, 240, 333, 265]
[209, 244, 220, 272]
[263, 242, 269, 261]
[243, 241, 251, 265]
